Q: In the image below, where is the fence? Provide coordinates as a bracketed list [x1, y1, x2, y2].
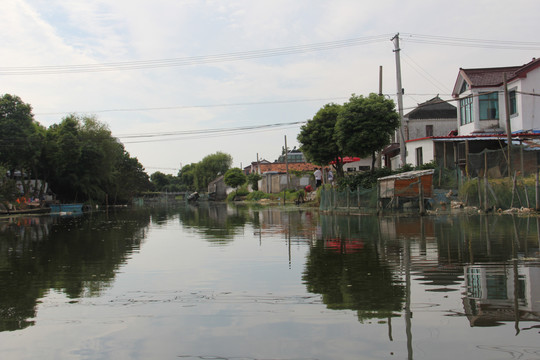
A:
[319, 187, 378, 212]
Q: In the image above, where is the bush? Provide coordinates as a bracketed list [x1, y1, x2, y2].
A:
[246, 190, 271, 201]
[247, 173, 262, 191]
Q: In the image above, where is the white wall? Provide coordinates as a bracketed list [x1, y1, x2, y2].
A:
[519, 69, 540, 131]
[405, 138, 435, 166]
[407, 118, 456, 140]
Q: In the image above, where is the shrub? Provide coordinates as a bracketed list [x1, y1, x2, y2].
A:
[246, 191, 271, 201]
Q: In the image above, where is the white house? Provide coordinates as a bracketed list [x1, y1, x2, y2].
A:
[404, 96, 457, 140]
[402, 96, 457, 167]
[404, 57, 540, 171]
[452, 57, 540, 135]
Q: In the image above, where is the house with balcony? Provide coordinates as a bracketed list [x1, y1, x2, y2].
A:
[453, 57, 540, 135]
[403, 57, 540, 178]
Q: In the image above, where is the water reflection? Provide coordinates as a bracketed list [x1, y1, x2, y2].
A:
[0, 204, 539, 359]
[0, 209, 153, 331]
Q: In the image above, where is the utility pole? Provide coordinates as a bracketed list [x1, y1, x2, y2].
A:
[504, 73, 512, 176]
[392, 33, 406, 167]
[284, 135, 290, 191]
[377, 65, 384, 168]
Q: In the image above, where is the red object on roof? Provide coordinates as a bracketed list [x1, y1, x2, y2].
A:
[330, 157, 360, 164]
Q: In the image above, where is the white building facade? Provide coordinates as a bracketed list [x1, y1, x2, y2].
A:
[452, 58, 540, 136]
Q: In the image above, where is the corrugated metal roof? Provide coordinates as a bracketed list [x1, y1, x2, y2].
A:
[378, 169, 434, 181]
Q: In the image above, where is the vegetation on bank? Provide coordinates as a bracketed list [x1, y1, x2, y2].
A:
[0, 94, 151, 205]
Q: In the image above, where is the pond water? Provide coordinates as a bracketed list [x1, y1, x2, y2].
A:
[0, 204, 539, 360]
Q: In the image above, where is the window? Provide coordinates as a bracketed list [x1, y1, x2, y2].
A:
[426, 125, 433, 137]
[459, 81, 469, 94]
[460, 96, 473, 125]
[479, 92, 499, 120]
[509, 90, 517, 115]
[415, 147, 423, 166]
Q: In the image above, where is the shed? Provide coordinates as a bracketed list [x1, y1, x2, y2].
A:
[377, 169, 434, 209]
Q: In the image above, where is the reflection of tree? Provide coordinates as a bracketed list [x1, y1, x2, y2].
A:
[178, 203, 247, 244]
[0, 209, 151, 332]
[303, 239, 405, 321]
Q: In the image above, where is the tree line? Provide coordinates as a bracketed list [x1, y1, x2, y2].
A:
[150, 152, 233, 193]
[0, 94, 150, 204]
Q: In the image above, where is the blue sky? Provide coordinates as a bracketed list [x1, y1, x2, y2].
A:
[2, 0, 540, 174]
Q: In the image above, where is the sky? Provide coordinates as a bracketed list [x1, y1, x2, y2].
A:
[2, 0, 540, 175]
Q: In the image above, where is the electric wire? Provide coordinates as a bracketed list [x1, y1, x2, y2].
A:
[3, 33, 538, 76]
[0, 34, 393, 76]
[35, 97, 350, 116]
[400, 33, 540, 50]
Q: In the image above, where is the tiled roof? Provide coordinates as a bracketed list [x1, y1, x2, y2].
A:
[258, 162, 319, 173]
[460, 66, 520, 88]
[405, 96, 456, 120]
[457, 57, 540, 92]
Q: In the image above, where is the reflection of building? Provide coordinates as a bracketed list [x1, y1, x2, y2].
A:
[463, 264, 540, 327]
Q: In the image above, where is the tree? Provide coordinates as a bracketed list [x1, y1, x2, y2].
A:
[297, 103, 346, 177]
[112, 152, 151, 203]
[335, 94, 399, 171]
[247, 172, 262, 191]
[178, 163, 197, 192]
[43, 114, 147, 203]
[0, 94, 45, 185]
[150, 172, 170, 190]
[224, 168, 247, 195]
[194, 152, 232, 191]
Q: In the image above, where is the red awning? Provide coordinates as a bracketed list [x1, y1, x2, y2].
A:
[330, 157, 361, 165]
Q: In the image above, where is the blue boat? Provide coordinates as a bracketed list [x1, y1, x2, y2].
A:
[49, 203, 85, 214]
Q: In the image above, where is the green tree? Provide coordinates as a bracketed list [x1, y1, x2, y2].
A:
[247, 172, 262, 191]
[224, 168, 247, 192]
[297, 103, 345, 177]
[150, 172, 170, 190]
[335, 94, 399, 171]
[112, 152, 151, 202]
[0, 94, 45, 189]
[43, 114, 147, 203]
[178, 163, 197, 192]
[194, 152, 232, 191]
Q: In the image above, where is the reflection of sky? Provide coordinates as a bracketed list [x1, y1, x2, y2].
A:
[1, 212, 540, 360]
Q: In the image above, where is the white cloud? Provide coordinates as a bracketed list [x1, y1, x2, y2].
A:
[2, 0, 540, 173]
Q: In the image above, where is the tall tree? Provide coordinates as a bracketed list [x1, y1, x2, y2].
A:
[0, 94, 44, 183]
[178, 163, 197, 192]
[194, 152, 232, 191]
[112, 151, 150, 203]
[335, 94, 399, 171]
[224, 168, 247, 194]
[297, 103, 345, 177]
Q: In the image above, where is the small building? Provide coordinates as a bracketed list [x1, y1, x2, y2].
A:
[207, 175, 234, 201]
[404, 96, 457, 140]
[377, 169, 434, 209]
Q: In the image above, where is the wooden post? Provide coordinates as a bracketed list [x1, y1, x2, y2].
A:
[376, 182, 381, 214]
[418, 179, 425, 215]
[484, 151, 488, 211]
[465, 140, 470, 179]
[504, 73, 512, 177]
[520, 139, 524, 177]
[443, 142, 447, 168]
[536, 167, 540, 211]
[478, 177, 482, 210]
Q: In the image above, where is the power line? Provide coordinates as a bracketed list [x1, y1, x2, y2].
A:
[401, 33, 540, 50]
[0, 34, 393, 76]
[35, 97, 350, 116]
[117, 121, 305, 143]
